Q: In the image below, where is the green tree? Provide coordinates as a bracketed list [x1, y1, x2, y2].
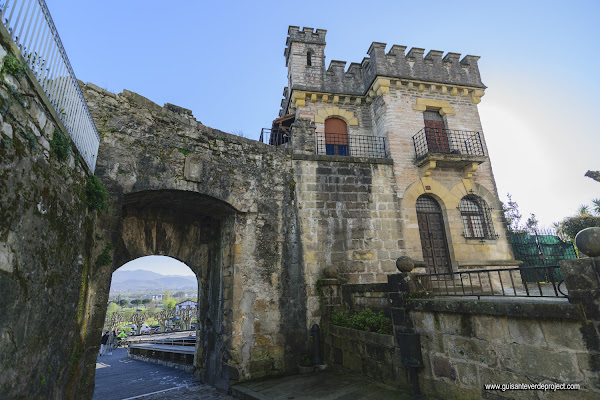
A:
[130, 299, 141, 307]
[107, 302, 119, 314]
[501, 193, 523, 233]
[555, 199, 600, 240]
[142, 299, 152, 307]
[118, 299, 128, 308]
[162, 291, 177, 311]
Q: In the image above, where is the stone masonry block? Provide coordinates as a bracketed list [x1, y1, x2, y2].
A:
[507, 318, 546, 347]
[540, 320, 586, 351]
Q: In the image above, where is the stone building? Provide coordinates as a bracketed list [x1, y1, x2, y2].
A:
[277, 26, 517, 324]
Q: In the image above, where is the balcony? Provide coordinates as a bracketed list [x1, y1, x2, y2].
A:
[260, 128, 291, 147]
[412, 128, 486, 175]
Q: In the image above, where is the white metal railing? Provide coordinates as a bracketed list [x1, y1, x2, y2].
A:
[0, 0, 99, 171]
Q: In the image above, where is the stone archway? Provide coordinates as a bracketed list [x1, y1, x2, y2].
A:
[113, 189, 237, 389]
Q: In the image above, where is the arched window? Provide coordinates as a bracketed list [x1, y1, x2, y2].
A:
[459, 196, 495, 239]
[307, 51, 312, 66]
[325, 118, 348, 156]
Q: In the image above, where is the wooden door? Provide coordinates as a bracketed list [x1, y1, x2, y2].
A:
[416, 196, 451, 274]
[325, 118, 348, 156]
[423, 111, 449, 153]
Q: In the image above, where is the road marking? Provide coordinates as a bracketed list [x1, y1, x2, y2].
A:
[120, 386, 186, 400]
[95, 362, 110, 369]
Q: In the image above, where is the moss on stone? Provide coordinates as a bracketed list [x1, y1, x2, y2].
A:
[85, 175, 108, 211]
[49, 129, 70, 162]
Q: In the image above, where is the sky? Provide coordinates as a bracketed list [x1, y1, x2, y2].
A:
[117, 256, 195, 276]
[44, 0, 598, 232]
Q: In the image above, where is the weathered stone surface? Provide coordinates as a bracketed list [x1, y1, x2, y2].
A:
[576, 227, 600, 257]
[0, 36, 97, 399]
[432, 356, 456, 381]
[396, 256, 414, 272]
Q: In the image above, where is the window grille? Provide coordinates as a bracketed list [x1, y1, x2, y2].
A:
[459, 196, 497, 239]
[416, 195, 441, 213]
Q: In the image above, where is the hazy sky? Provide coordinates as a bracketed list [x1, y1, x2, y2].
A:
[46, 0, 599, 229]
[117, 256, 195, 276]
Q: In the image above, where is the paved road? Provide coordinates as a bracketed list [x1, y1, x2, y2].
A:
[93, 347, 234, 400]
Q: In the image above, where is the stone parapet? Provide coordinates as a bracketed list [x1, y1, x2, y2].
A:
[285, 26, 485, 106]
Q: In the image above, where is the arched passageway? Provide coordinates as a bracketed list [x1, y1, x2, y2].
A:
[108, 189, 237, 389]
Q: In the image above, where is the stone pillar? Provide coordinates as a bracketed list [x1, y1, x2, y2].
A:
[317, 278, 343, 318]
[561, 254, 600, 378]
[290, 117, 316, 155]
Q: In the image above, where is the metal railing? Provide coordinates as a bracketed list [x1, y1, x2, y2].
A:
[260, 127, 291, 147]
[0, 0, 99, 171]
[147, 337, 196, 347]
[412, 128, 484, 160]
[415, 266, 567, 299]
[316, 133, 389, 158]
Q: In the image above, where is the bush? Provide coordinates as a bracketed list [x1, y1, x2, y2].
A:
[331, 308, 392, 335]
[560, 215, 600, 241]
[49, 129, 70, 162]
[1, 53, 27, 77]
[85, 175, 108, 211]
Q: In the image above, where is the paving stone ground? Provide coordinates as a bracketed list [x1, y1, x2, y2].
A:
[93, 347, 233, 400]
[232, 368, 435, 400]
[94, 342, 429, 400]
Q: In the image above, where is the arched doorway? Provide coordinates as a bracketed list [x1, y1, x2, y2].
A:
[110, 189, 237, 389]
[416, 195, 451, 274]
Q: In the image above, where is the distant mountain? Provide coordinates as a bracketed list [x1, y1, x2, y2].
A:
[110, 269, 197, 292]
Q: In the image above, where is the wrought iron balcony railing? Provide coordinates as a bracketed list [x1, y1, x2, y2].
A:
[412, 128, 484, 160]
[260, 128, 291, 147]
[0, 0, 100, 171]
[316, 133, 389, 159]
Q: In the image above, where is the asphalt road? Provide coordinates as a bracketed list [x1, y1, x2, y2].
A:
[93, 347, 195, 400]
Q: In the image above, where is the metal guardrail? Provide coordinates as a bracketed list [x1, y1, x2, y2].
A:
[316, 133, 389, 158]
[412, 128, 484, 160]
[0, 0, 99, 171]
[415, 265, 567, 299]
[260, 128, 291, 147]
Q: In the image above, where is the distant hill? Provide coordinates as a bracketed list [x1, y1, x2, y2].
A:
[110, 269, 197, 292]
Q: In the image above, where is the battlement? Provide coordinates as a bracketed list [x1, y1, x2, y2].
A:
[284, 26, 327, 66]
[285, 26, 485, 99]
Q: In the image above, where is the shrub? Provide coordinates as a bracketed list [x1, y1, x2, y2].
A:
[1, 53, 27, 77]
[49, 129, 70, 162]
[85, 175, 108, 211]
[560, 216, 600, 241]
[331, 308, 392, 335]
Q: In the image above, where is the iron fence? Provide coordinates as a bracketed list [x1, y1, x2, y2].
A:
[316, 133, 389, 158]
[414, 265, 567, 299]
[0, 0, 99, 171]
[412, 128, 484, 160]
[260, 128, 291, 147]
[510, 230, 576, 283]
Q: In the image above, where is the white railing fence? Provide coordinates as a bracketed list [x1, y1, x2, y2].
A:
[0, 0, 99, 172]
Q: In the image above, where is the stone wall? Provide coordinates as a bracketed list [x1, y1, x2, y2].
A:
[322, 325, 403, 386]
[80, 82, 309, 391]
[406, 299, 596, 399]
[292, 153, 403, 326]
[0, 30, 97, 399]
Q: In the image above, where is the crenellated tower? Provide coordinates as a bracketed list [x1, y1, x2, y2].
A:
[278, 26, 517, 321]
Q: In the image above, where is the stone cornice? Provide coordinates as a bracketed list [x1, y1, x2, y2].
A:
[287, 76, 486, 113]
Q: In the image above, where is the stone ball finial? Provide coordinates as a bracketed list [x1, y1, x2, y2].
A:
[396, 256, 414, 272]
[575, 227, 600, 257]
[323, 265, 338, 278]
